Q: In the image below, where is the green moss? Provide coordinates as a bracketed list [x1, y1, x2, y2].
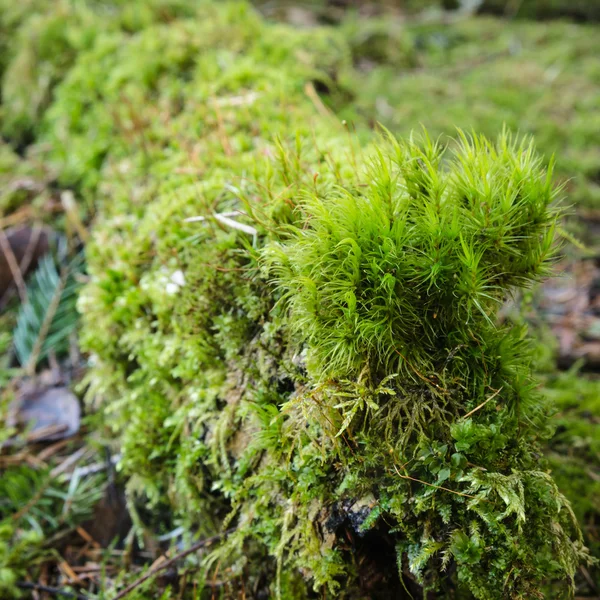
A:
[0, 522, 43, 598]
[80, 93, 586, 600]
[254, 132, 585, 598]
[542, 367, 600, 592]
[1, 1, 598, 597]
[0, 0, 237, 144]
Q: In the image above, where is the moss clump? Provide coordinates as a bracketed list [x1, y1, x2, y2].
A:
[80, 69, 587, 600]
[0, 0, 207, 145]
[1, 0, 597, 597]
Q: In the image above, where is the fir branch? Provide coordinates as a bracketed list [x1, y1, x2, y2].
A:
[25, 265, 67, 375]
[13, 253, 83, 372]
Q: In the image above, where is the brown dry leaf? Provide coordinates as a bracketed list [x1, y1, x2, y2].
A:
[538, 257, 600, 370]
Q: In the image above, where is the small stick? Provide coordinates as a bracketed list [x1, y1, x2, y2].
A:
[50, 446, 88, 478]
[18, 223, 43, 277]
[76, 526, 101, 549]
[36, 438, 71, 461]
[112, 530, 233, 600]
[0, 228, 28, 303]
[59, 560, 82, 585]
[212, 100, 232, 157]
[215, 91, 260, 108]
[214, 213, 257, 237]
[65, 452, 121, 481]
[0, 205, 33, 229]
[394, 347, 447, 393]
[26, 423, 69, 443]
[61, 192, 89, 242]
[16, 582, 86, 600]
[461, 387, 503, 420]
[393, 465, 486, 502]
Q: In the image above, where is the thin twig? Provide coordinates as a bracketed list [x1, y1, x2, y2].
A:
[0, 228, 28, 303]
[25, 423, 69, 443]
[58, 560, 82, 585]
[18, 223, 43, 278]
[0, 205, 33, 229]
[61, 191, 89, 242]
[65, 452, 121, 481]
[393, 347, 448, 393]
[393, 465, 485, 501]
[215, 91, 260, 107]
[214, 213, 257, 237]
[461, 387, 503, 420]
[50, 446, 89, 478]
[112, 530, 233, 600]
[579, 565, 598, 593]
[36, 438, 72, 462]
[17, 582, 86, 600]
[212, 99, 232, 157]
[76, 526, 101, 549]
[304, 82, 333, 119]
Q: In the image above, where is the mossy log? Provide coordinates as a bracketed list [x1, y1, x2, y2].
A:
[0, 1, 598, 598]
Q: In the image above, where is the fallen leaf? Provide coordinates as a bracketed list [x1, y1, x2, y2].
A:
[9, 385, 80, 442]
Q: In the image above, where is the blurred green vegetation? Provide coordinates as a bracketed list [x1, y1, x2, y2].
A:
[544, 368, 600, 570]
[340, 16, 600, 209]
[257, 0, 600, 22]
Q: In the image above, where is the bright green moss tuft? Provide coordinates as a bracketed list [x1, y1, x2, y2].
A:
[81, 124, 589, 596]
[266, 131, 559, 382]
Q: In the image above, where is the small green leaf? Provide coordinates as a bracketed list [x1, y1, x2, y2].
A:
[451, 453, 467, 469]
[437, 468, 451, 483]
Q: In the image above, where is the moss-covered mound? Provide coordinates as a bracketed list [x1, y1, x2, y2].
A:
[1, 0, 599, 598]
[70, 3, 587, 597]
[81, 114, 589, 598]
